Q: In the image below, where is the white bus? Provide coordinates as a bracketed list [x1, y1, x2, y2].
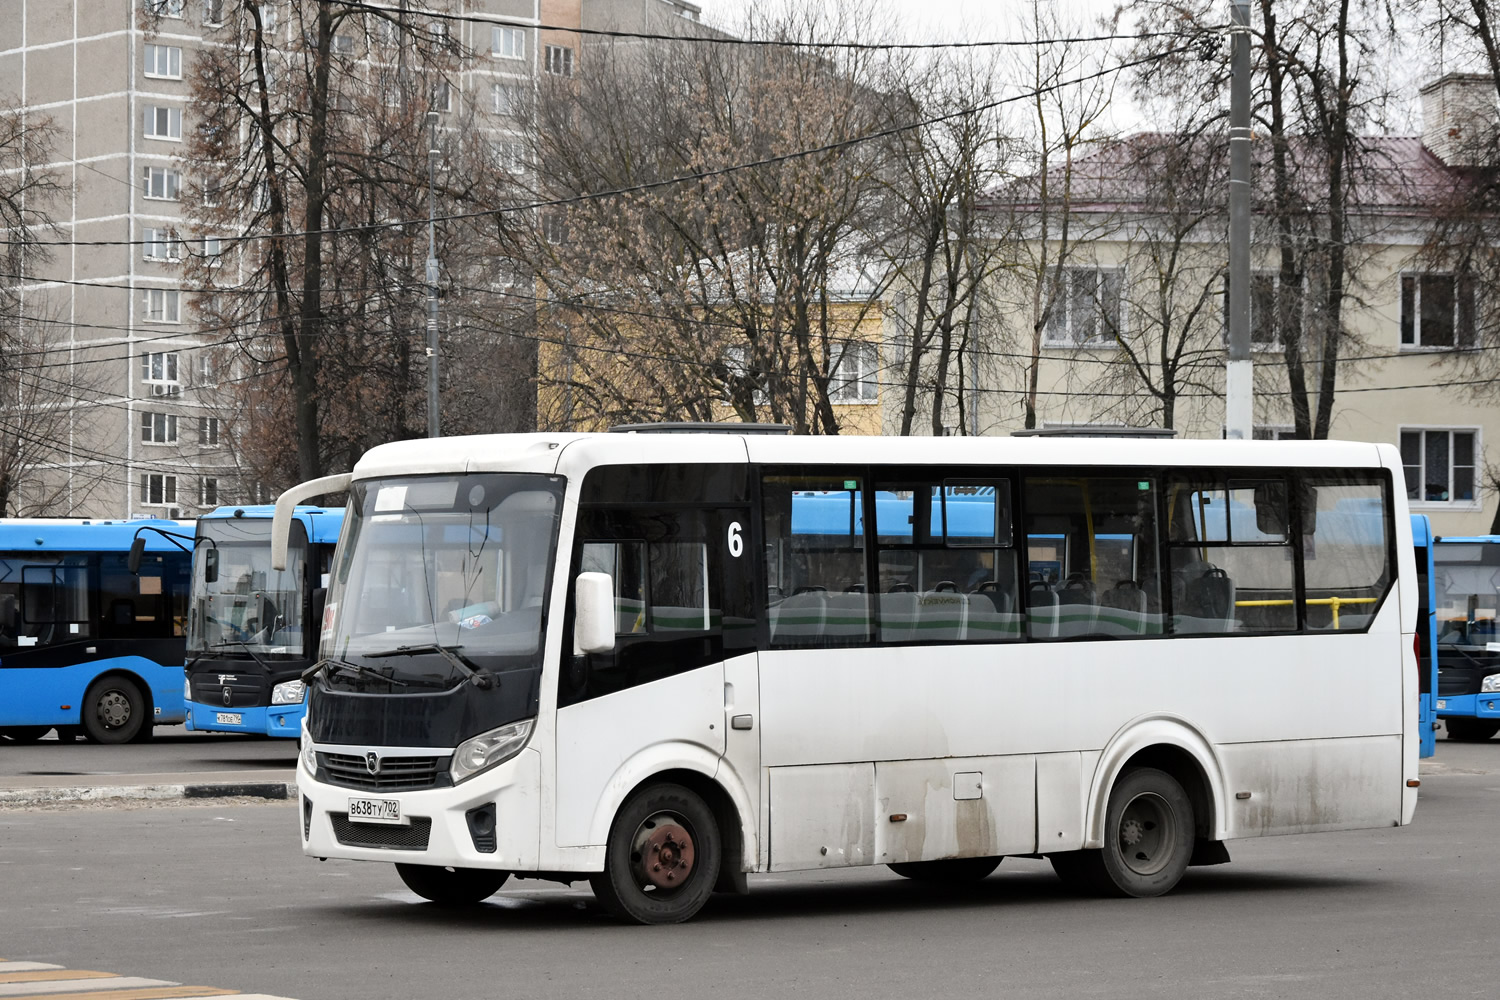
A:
[273, 430, 1418, 924]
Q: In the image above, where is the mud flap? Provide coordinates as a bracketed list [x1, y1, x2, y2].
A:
[1189, 838, 1231, 866]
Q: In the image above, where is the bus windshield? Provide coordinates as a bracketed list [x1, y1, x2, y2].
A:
[324, 473, 563, 684]
[189, 518, 306, 656]
[1434, 541, 1500, 648]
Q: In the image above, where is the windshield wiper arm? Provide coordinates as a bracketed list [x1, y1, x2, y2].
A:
[301, 657, 411, 687]
[363, 643, 497, 690]
[208, 639, 270, 672]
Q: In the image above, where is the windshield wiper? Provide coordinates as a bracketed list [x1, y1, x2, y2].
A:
[363, 643, 497, 690]
[302, 657, 411, 688]
[208, 639, 270, 671]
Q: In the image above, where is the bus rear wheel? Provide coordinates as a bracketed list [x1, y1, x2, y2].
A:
[590, 782, 721, 925]
[395, 864, 509, 905]
[81, 676, 146, 745]
[0, 727, 52, 743]
[888, 857, 1002, 883]
[1096, 767, 1194, 897]
[1446, 718, 1500, 741]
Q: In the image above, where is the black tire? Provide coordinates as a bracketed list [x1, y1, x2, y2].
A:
[888, 856, 1002, 883]
[590, 782, 721, 925]
[1445, 718, 1500, 742]
[1094, 767, 1195, 898]
[395, 863, 509, 905]
[81, 676, 147, 745]
[0, 727, 52, 743]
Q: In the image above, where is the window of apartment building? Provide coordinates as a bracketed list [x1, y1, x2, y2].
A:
[141, 474, 178, 506]
[1401, 273, 1476, 348]
[147, 0, 185, 18]
[332, 33, 356, 55]
[498, 140, 527, 173]
[199, 416, 220, 446]
[545, 44, 574, 77]
[1401, 427, 1478, 505]
[493, 26, 525, 59]
[142, 227, 180, 261]
[198, 351, 217, 383]
[143, 105, 183, 140]
[141, 411, 179, 445]
[203, 0, 225, 26]
[431, 22, 458, 53]
[201, 177, 221, 207]
[142, 288, 182, 323]
[141, 352, 180, 395]
[723, 345, 768, 405]
[828, 341, 878, 403]
[542, 212, 567, 244]
[1223, 271, 1291, 350]
[200, 236, 222, 259]
[492, 82, 524, 116]
[1044, 267, 1123, 347]
[375, 18, 401, 47]
[258, 2, 278, 36]
[144, 44, 182, 79]
[143, 167, 181, 201]
[433, 79, 452, 113]
[200, 477, 219, 506]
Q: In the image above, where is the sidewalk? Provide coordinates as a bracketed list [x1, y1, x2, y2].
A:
[0, 770, 297, 807]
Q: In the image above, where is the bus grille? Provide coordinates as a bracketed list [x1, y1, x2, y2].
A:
[330, 813, 432, 851]
[318, 752, 449, 791]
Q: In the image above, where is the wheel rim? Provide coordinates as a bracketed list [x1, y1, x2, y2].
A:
[96, 689, 132, 730]
[629, 811, 696, 895]
[1117, 791, 1176, 877]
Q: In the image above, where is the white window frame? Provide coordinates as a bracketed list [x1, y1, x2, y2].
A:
[141, 227, 180, 261]
[1400, 272, 1477, 350]
[1223, 270, 1292, 352]
[143, 105, 183, 141]
[492, 82, 523, 116]
[141, 351, 181, 396]
[545, 44, 574, 77]
[828, 341, 879, 404]
[200, 476, 219, 506]
[140, 473, 178, 506]
[433, 79, 452, 113]
[332, 33, 356, 55]
[1044, 266, 1125, 348]
[142, 288, 182, 323]
[143, 167, 181, 201]
[541, 212, 567, 244]
[144, 44, 183, 80]
[147, 0, 185, 18]
[199, 415, 221, 446]
[493, 26, 526, 59]
[1401, 426, 1481, 511]
[141, 411, 179, 445]
[203, 0, 225, 26]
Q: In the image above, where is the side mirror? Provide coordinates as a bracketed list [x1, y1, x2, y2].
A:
[127, 537, 147, 574]
[574, 572, 616, 655]
[203, 548, 219, 584]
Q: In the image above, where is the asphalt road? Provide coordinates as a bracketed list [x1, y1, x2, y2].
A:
[0, 725, 297, 778]
[1, 741, 1497, 1000]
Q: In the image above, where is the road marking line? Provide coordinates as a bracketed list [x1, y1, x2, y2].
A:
[0, 989, 237, 1000]
[0, 975, 115, 986]
[0, 979, 179, 997]
[0, 970, 63, 976]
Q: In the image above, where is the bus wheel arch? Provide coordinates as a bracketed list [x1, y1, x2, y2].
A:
[1085, 718, 1226, 850]
[80, 670, 154, 745]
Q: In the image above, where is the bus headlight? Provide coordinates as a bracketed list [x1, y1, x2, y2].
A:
[301, 742, 317, 775]
[1481, 674, 1500, 693]
[271, 680, 307, 705]
[450, 719, 535, 784]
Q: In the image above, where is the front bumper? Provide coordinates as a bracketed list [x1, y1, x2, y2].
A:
[1434, 693, 1500, 719]
[185, 698, 304, 737]
[299, 743, 542, 871]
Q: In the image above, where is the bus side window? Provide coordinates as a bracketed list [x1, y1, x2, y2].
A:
[1300, 475, 1391, 631]
[762, 473, 872, 648]
[1166, 476, 1295, 634]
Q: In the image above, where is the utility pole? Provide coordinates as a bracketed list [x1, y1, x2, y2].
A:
[425, 110, 441, 438]
[1225, 0, 1253, 440]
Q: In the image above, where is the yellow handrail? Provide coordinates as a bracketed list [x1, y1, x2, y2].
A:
[1234, 595, 1378, 629]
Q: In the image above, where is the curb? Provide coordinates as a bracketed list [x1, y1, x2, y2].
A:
[0, 780, 297, 807]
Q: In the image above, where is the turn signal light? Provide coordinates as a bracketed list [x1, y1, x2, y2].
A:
[1406, 779, 1420, 788]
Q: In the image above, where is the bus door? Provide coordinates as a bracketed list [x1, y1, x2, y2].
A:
[555, 503, 757, 851]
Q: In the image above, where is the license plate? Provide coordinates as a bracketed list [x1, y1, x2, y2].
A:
[1436, 700, 1447, 710]
[348, 797, 403, 825]
[216, 712, 243, 725]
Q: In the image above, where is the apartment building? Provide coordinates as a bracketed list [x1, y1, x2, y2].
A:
[2, 0, 641, 518]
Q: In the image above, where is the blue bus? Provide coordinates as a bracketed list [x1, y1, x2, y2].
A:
[1412, 516, 1439, 758]
[0, 518, 191, 744]
[1429, 532, 1500, 741]
[183, 505, 343, 738]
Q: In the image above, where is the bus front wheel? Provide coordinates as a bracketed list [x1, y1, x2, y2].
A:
[590, 782, 721, 925]
[396, 864, 509, 905]
[81, 676, 146, 745]
[888, 856, 1002, 883]
[1446, 718, 1500, 741]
